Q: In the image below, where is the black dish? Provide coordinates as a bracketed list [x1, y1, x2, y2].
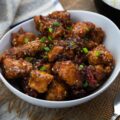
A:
[94, 0, 120, 28]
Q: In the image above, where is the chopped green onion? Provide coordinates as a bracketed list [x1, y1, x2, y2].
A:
[25, 57, 33, 62]
[43, 47, 50, 52]
[48, 28, 53, 33]
[24, 37, 29, 44]
[70, 41, 75, 46]
[40, 37, 46, 42]
[82, 47, 89, 54]
[79, 64, 84, 70]
[53, 22, 60, 26]
[48, 36, 52, 41]
[95, 51, 101, 57]
[43, 55, 48, 59]
[83, 80, 89, 88]
[39, 66, 47, 71]
[66, 26, 72, 30]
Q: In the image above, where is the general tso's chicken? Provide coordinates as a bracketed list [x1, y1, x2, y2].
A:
[90, 27, 105, 44]
[94, 65, 106, 82]
[48, 11, 71, 25]
[87, 45, 114, 66]
[0, 39, 45, 63]
[28, 70, 53, 93]
[46, 80, 67, 101]
[48, 46, 64, 62]
[72, 22, 95, 37]
[21, 77, 38, 97]
[34, 16, 64, 39]
[83, 27, 105, 50]
[53, 61, 82, 87]
[11, 28, 36, 47]
[2, 58, 32, 79]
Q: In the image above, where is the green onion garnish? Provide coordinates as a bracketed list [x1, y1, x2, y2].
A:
[24, 37, 29, 44]
[39, 66, 47, 71]
[25, 57, 33, 62]
[44, 47, 50, 52]
[95, 51, 101, 57]
[83, 80, 89, 88]
[66, 26, 72, 30]
[43, 55, 48, 59]
[40, 37, 46, 42]
[79, 64, 84, 70]
[53, 22, 60, 26]
[48, 28, 53, 33]
[82, 47, 89, 54]
[48, 36, 52, 41]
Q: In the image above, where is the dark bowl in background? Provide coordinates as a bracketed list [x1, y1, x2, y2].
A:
[94, 0, 120, 28]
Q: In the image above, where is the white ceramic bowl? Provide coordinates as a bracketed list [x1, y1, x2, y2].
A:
[0, 10, 120, 108]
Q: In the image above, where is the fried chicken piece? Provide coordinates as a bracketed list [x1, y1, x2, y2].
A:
[11, 28, 36, 46]
[34, 15, 64, 39]
[21, 78, 38, 97]
[48, 46, 64, 62]
[0, 39, 45, 63]
[84, 40, 98, 50]
[53, 61, 82, 87]
[2, 58, 32, 79]
[48, 10, 71, 25]
[87, 45, 114, 66]
[93, 65, 112, 82]
[94, 65, 106, 82]
[91, 27, 105, 44]
[46, 81, 67, 101]
[72, 22, 95, 37]
[28, 70, 53, 93]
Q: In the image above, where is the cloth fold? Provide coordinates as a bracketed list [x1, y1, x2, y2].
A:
[0, 0, 63, 38]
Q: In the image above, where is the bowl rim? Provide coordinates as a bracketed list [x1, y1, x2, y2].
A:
[0, 10, 120, 107]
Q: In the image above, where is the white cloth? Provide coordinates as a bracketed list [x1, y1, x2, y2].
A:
[0, 0, 63, 38]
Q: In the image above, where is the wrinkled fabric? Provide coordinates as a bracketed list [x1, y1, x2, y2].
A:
[0, 0, 63, 38]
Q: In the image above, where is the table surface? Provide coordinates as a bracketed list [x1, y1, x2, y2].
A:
[0, 0, 120, 120]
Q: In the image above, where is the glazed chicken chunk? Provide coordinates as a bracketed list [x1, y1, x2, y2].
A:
[34, 16, 64, 39]
[46, 81, 67, 101]
[28, 70, 54, 93]
[87, 44, 114, 66]
[48, 46, 64, 62]
[0, 39, 45, 63]
[2, 58, 32, 79]
[11, 28, 36, 46]
[72, 22, 95, 37]
[53, 61, 82, 87]
[48, 10, 71, 25]
[90, 27, 105, 44]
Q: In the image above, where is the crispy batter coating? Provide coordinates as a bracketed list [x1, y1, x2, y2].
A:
[49, 11, 70, 21]
[0, 39, 45, 63]
[28, 70, 53, 93]
[21, 78, 38, 97]
[48, 11, 71, 25]
[46, 80, 67, 101]
[11, 28, 36, 46]
[2, 58, 32, 79]
[53, 61, 82, 87]
[91, 27, 105, 44]
[34, 16, 64, 39]
[72, 22, 95, 37]
[87, 45, 114, 66]
[48, 46, 64, 62]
